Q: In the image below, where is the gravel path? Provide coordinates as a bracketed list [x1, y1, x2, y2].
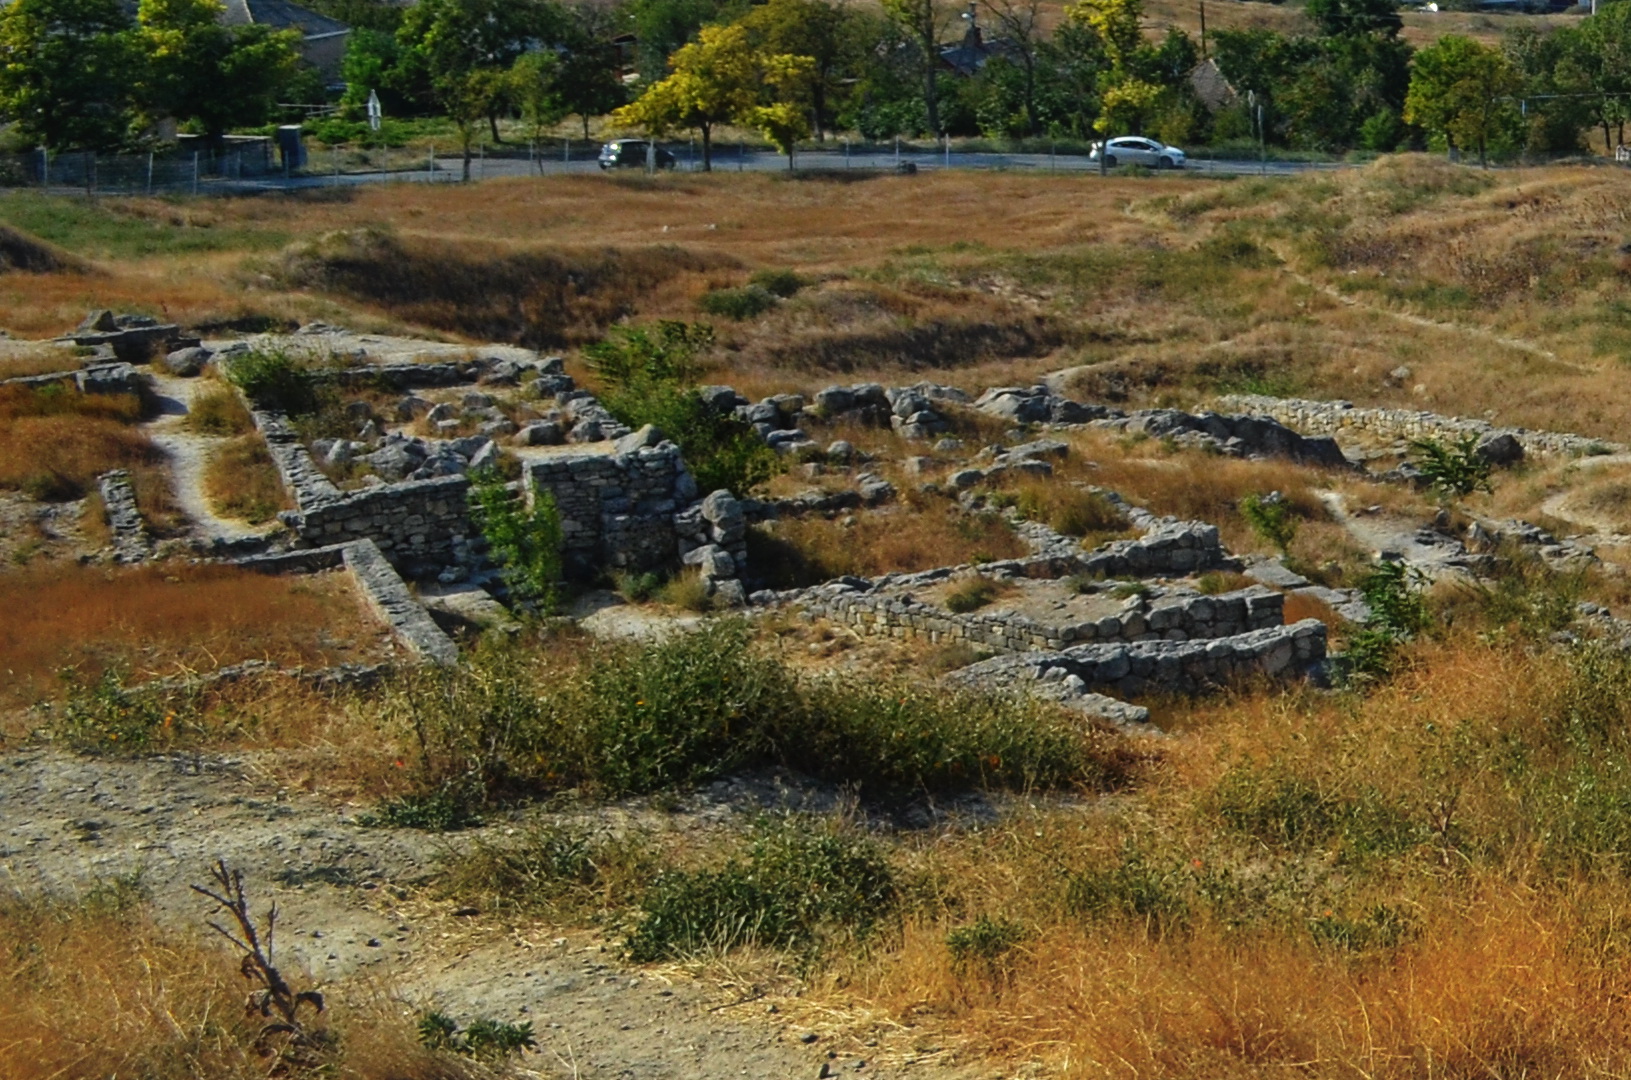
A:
[0, 747, 955, 1080]
[144, 374, 271, 543]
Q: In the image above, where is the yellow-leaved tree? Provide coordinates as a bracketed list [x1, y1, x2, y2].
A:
[1065, 0, 1165, 137]
[613, 23, 814, 171]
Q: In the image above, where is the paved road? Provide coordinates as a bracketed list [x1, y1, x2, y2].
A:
[133, 144, 1343, 195]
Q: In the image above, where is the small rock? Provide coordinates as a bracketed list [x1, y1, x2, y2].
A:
[163, 346, 211, 377]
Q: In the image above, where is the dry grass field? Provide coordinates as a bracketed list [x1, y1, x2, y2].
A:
[10, 159, 1631, 1079]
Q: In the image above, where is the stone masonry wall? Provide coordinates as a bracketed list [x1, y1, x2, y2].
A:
[796, 583, 1283, 652]
[949, 619, 1328, 699]
[294, 475, 472, 571]
[1220, 395, 1620, 458]
[522, 443, 698, 579]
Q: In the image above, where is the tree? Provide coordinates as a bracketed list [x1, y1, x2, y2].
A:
[881, 0, 951, 134]
[739, 0, 855, 140]
[396, 0, 568, 143]
[0, 0, 138, 150]
[1405, 34, 1521, 166]
[613, 22, 800, 170]
[749, 52, 816, 168]
[980, 0, 1046, 135]
[138, 0, 301, 152]
[1307, 0, 1401, 40]
[625, 0, 736, 81]
[1066, 0, 1166, 137]
[555, 2, 627, 139]
[511, 49, 568, 148]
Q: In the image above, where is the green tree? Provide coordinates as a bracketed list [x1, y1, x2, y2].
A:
[510, 49, 567, 146]
[555, 2, 627, 139]
[613, 22, 809, 170]
[739, 0, 856, 140]
[0, 0, 138, 150]
[1306, 0, 1401, 40]
[1405, 34, 1522, 166]
[881, 0, 951, 134]
[138, 0, 301, 152]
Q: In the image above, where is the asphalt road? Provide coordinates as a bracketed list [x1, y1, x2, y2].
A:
[208, 144, 1343, 193]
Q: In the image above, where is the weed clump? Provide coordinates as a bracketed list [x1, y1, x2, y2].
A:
[469, 470, 562, 610]
[1240, 491, 1299, 555]
[381, 622, 1132, 817]
[944, 575, 999, 613]
[699, 283, 778, 320]
[223, 350, 320, 415]
[624, 817, 896, 961]
[1410, 434, 1494, 501]
[586, 321, 778, 495]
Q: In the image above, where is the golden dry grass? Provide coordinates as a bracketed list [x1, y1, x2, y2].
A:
[0, 562, 384, 710]
[185, 382, 254, 436]
[749, 500, 1030, 584]
[0, 384, 164, 504]
[204, 434, 293, 524]
[0, 888, 474, 1080]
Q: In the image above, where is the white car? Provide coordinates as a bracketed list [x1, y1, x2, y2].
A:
[1089, 137, 1186, 169]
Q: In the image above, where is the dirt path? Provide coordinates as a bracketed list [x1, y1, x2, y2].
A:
[0, 748, 940, 1079]
[1318, 491, 1473, 580]
[144, 374, 271, 544]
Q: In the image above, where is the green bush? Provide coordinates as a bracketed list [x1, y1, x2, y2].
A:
[1209, 763, 1419, 859]
[1338, 561, 1430, 684]
[1240, 491, 1299, 555]
[222, 349, 320, 415]
[360, 782, 482, 831]
[698, 284, 778, 320]
[417, 1012, 535, 1058]
[944, 576, 999, 613]
[946, 915, 1029, 979]
[749, 268, 806, 297]
[469, 471, 562, 611]
[612, 569, 664, 603]
[585, 321, 778, 495]
[1064, 847, 1192, 936]
[1307, 904, 1417, 952]
[48, 668, 194, 753]
[624, 818, 896, 961]
[1409, 434, 1494, 500]
[378, 622, 1131, 811]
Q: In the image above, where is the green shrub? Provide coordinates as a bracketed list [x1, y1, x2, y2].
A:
[417, 1012, 535, 1058]
[1210, 763, 1420, 859]
[612, 569, 664, 602]
[1338, 561, 1430, 684]
[48, 667, 194, 753]
[361, 782, 482, 831]
[1307, 904, 1417, 952]
[624, 818, 896, 961]
[944, 576, 999, 613]
[1240, 491, 1299, 555]
[748, 268, 806, 297]
[381, 622, 1132, 807]
[469, 471, 562, 611]
[442, 823, 661, 916]
[698, 284, 778, 320]
[585, 321, 778, 495]
[1409, 434, 1494, 500]
[222, 349, 320, 415]
[788, 680, 1128, 796]
[1064, 847, 1191, 936]
[947, 916, 1029, 979]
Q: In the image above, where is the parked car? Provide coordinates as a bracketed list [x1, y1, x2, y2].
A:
[1088, 137, 1185, 169]
[599, 139, 677, 170]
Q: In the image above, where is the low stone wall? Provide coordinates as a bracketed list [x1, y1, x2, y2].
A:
[96, 469, 148, 563]
[253, 410, 342, 509]
[799, 583, 1283, 651]
[522, 443, 698, 578]
[343, 539, 460, 666]
[1219, 394, 1619, 458]
[234, 539, 459, 666]
[294, 475, 472, 571]
[949, 618, 1328, 699]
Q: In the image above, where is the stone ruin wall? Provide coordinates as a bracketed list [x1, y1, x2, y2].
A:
[1220, 394, 1619, 458]
[797, 585, 1285, 653]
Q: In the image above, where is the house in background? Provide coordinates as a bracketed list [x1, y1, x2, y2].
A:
[220, 0, 350, 83]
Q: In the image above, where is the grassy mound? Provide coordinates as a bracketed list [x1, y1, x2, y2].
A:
[0, 223, 86, 274]
[275, 227, 732, 348]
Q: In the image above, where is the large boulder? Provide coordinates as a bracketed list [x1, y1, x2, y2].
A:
[163, 346, 211, 377]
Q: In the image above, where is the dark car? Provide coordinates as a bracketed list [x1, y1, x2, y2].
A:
[599, 139, 677, 170]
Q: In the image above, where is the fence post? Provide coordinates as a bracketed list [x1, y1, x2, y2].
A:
[478, 142, 484, 180]
[563, 137, 569, 165]
[192, 152, 199, 195]
[845, 137, 850, 168]
[146, 150, 154, 195]
[428, 143, 434, 182]
[895, 136, 900, 166]
[39, 147, 47, 190]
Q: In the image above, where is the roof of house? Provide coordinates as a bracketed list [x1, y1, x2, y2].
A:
[220, 0, 349, 40]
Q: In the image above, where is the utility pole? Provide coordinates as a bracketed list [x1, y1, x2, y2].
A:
[1199, 0, 1208, 58]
